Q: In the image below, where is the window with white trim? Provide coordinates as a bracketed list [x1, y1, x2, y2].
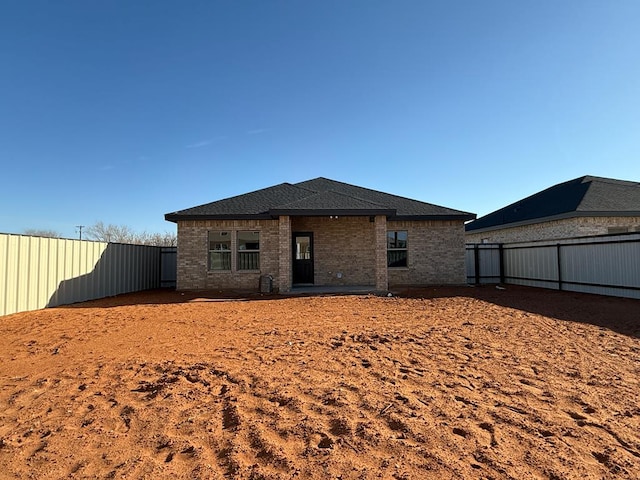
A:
[208, 231, 231, 270]
[387, 230, 408, 267]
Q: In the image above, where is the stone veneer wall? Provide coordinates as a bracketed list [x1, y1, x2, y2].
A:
[465, 216, 640, 244]
[290, 216, 376, 286]
[176, 219, 280, 291]
[387, 220, 467, 286]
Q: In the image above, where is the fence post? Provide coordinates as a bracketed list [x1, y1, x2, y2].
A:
[474, 244, 480, 285]
[499, 243, 505, 284]
[556, 243, 563, 291]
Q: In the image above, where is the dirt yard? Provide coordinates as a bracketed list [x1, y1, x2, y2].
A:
[0, 285, 639, 480]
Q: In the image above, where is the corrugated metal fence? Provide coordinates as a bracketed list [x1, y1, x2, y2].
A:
[465, 243, 503, 285]
[466, 233, 640, 299]
[0, 233, 177, 316]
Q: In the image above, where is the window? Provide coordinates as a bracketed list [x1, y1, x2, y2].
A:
[295, 235, 311, 260]
[608, 226, 629, 234]
[209, 231, 231, 270]
[238, 231, 260, 270]
[387, 231, 407, 267]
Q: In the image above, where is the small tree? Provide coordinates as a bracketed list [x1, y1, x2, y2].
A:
[136, 231, 178, 247]
[85, 222, 176, 246]
[23, 229, 61, 238]
[85, 222, 136, 243]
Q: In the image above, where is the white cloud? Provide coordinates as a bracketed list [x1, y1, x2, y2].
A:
[185, 136, 226, 149]
[186, 140, 213, 149]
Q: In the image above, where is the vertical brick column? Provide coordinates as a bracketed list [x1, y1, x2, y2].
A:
[375, 215, 388, 291]
[176, 221, 207, 290]
[278, 216, 292, 292]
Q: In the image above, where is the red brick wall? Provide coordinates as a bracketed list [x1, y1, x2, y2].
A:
[291, 216, 376, 286]
[176, 219, 279, 291]
[387, 220, 467, 286]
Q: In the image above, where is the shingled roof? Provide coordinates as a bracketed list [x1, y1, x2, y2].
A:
[165, 177, 475, 222]
[466, 175, 640, 232]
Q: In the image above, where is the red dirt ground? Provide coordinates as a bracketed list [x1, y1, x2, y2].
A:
[0, 285, 639, 479]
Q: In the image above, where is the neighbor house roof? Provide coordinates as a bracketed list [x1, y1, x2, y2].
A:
[165, 177, 475, 222]
[466, 175, 640, 233]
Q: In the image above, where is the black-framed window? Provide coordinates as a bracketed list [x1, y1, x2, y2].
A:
[238, 231, 260, 270]
[387, 230, 408, 267]
[208, 231, 231, 270]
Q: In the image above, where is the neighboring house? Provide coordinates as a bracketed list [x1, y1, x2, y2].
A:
[466, 175, 640, 243]
[165, 178, 475, 292]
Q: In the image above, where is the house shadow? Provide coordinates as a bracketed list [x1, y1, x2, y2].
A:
[54, 287, 382, 309]
[47, 242, 170, 309]
[52, 266, 639, 340]
[398, 284, 640, 339]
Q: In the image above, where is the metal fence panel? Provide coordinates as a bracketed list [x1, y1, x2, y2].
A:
[466, 233, 640, 299]
[478, 246, 501, 283]
[561, 241, 640, 287]
[504, 244, 558, 288]
[465, 247, 476, 281]
[0, 233, 170, 317]
[161, 247, 177, 288]
[465, 244, 502, 284]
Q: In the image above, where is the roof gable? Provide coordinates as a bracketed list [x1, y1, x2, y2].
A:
[166, 177, 475, 221]
[466, 175, 640, 232]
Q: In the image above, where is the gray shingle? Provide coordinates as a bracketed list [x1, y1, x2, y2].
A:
[166, 177, 475, 221]
[577, 177, 640, 211]
[165, 183, 309, 218]
[466, 175, 640, 232]
[294, 178, 470, 217]
[270, 190, 392, 213]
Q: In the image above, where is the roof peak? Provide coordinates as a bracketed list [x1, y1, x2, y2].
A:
[166, 177, 475, 222]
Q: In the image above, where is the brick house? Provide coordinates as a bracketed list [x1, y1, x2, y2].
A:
[165, 178, 475, 292]
[466, 176, 640, 243]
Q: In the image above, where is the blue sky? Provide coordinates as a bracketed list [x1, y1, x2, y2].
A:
[2, 1, 639, 239]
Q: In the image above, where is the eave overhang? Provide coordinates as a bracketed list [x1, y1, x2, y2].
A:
[166, 211, 477, 223]
[165, 213, 275, 223]
[391, 213, 476, 222]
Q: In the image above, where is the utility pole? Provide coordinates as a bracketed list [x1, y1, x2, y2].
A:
[76, 225, 85, 240]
